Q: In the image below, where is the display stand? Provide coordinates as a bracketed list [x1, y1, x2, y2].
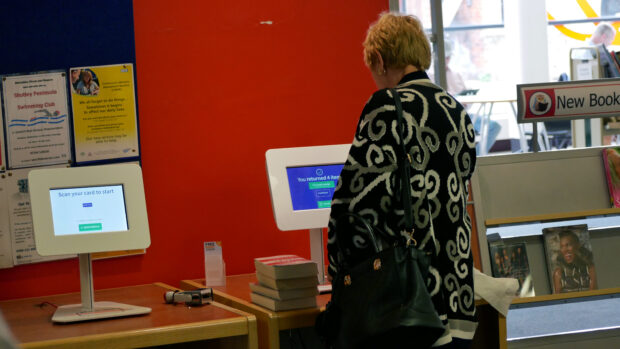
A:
[470, 147, 618, 274]
[265, 144, 350, 292]
[309, 228, 326, 285]
[569, 46, 608, 148]
[51, 253, 151, 323]
[470, 147, 620, 347]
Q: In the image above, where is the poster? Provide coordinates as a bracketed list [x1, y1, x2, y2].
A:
[0, 175, 13, 268]
[70, 64, 139, 163]
[6, 167, 71, 265]
[1, 72, 72, 169]
[0, 113, 5, 171]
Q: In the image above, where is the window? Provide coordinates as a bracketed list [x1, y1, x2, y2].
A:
[401, 0, 620, 150]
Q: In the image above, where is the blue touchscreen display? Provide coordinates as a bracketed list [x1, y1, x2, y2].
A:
[286, 164, 344, 211]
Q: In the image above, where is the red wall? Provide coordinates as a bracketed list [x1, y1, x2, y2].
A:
[0, 0, 388, 300]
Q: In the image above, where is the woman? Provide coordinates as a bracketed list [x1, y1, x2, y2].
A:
[552, 231, 597, 293]
[327, 13, 477, 348]
[76, 70, 99, 95]
[70, 69, 81, 93]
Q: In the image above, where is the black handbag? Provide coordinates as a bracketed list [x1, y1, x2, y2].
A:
[316, 88, 445, 349]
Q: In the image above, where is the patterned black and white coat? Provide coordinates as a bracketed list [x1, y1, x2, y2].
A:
[327, 71, 478, 345]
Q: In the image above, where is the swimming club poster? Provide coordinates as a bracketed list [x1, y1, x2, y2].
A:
[1, 71, 71, 169]
[70, 63, 139, 163]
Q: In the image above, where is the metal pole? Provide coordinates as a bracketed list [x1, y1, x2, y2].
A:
[309, 228, 326, 284]
[79, 253, 94, 311]
[532, 122, 540, 152]
[389, 0, 399, 12]
[430, 0, 447, 89]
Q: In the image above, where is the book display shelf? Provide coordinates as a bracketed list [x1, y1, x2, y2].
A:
[471, 147, 620, 348]
[569, 46, 620, 147]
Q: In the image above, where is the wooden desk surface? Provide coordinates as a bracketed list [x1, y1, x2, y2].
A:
[181, 274, 331, 325]
[180, 274, 331, 349]
[0, 283, 257, 349]
[181, 275, 504, 349]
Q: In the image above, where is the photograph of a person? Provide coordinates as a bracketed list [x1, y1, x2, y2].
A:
[74, 69, 99, 96]
[542, 224, 597, 294]
[69, 68, 81, 93]
[489, 243, 535, 297]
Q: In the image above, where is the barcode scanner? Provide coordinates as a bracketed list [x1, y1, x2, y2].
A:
[164, 288, 213, 306]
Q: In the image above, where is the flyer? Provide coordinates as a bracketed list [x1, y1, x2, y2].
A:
[0, 113, 5, 171]
[6, 167, 71, 265]
[1, 72, 72, 169]
[70, 64, 139, 163]
[0, 175, 12, 268]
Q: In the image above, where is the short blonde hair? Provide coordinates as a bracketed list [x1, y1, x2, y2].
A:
[363, 13, 431, 70]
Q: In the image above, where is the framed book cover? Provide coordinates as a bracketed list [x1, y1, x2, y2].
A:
[542, 224, 597, 294]
[489, 243, 535, 297]
[602, 147, 620, 207]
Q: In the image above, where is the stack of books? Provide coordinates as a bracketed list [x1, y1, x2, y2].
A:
[250, 254, 319, 311]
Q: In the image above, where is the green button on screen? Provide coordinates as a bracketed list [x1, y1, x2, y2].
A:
[317, 200, 332, 208]
[309, 181, 335, 189]
[79, 223, 102, 232]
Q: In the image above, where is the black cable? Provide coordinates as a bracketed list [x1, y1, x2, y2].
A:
[36, 301, 58, 309]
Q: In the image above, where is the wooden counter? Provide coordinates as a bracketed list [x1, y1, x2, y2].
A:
[181, 274, 329, 349]
[0, 283, 257, 349]
[181, 274, 503, 349]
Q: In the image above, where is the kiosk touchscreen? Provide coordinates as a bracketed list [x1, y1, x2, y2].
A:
[265, 144, 349, 285]
[29, 163, 151, 323]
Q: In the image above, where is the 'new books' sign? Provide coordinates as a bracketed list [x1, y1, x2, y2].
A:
[517, 78, 620, 122]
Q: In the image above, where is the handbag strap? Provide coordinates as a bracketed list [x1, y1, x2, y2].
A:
[334, 88, 416, 270]
[390, 88, 415, 245]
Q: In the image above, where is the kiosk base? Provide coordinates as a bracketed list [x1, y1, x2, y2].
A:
[52, 301, 151, 323]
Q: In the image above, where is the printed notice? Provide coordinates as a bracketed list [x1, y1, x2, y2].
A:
[0, 112, 5, 171]
[70, 64, 139, 163]
[576, 62, 593, 80]
[7, 167, 72, 265]
[1, 72, 71, 169]
[0, 176, 13, 268]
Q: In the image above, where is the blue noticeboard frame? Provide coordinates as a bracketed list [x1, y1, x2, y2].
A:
[0, 0, 139, 167]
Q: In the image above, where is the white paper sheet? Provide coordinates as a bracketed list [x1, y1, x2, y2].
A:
[576, 62, 593, 80]
[473, 268, 519, 317]
[6, 167, 71, 265]
[0, 110, 6, 171]
[0, 176, 13, 268]
[2, 72, 72, 169]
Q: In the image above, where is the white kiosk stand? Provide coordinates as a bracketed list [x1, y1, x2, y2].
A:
[265, 144, 350, 286]
[29, 164, 152, 323]
[50, 253, 151, 323]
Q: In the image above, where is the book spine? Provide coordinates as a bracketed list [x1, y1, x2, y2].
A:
[611, 51, 620, 75]
[602, 149, 619, 207]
